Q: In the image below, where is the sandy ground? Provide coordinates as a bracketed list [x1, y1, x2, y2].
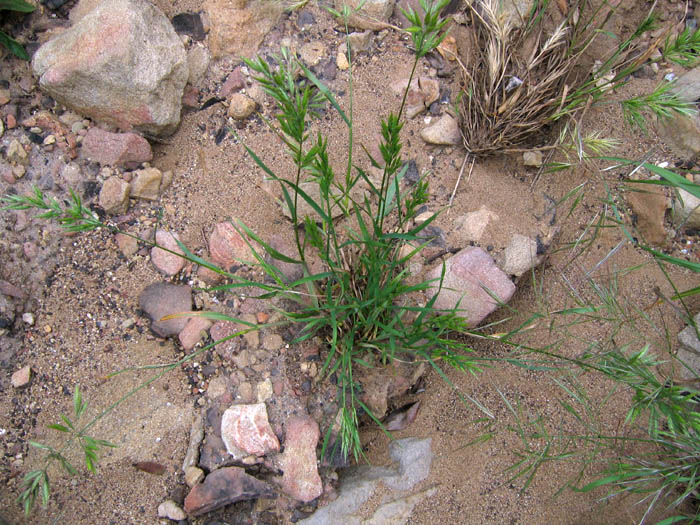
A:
[1, 0, 699, 523]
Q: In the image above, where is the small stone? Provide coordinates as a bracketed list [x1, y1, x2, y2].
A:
[179, 316, 213, 351]
[115, 232, 138, 257]
[157, 499, 186, 521]
[0, 88, 9, 105]
[523, 150, 543, 167]
[502, 234, 538, 277]
[11, 365, 32, 388]
[336, 48, 349, 71]
[227, 93, 256, 120]
[130, 167, 163, 200]
[453, 206, 499, 243]
[81, 128, 153, 169]
[150, 230, 186, 276]
[6, 140, 28, 165]
[209, 221, 255, 270]
[281, 416, 322, 502]
[300, 41, 326, 66]
[183, 410, 205, 471]
[22, 312, 35, 325]
[220, 67, 245, 98]
[220, 403, 280, 456]
[420, 114, 461, 145]
[61, 162, 82, 187]
[183, 466, 276, 516]
[257, 378, 273, 402]
[262, 334, 283, 351]
[138, 283, 192, 337]
[99, 176, 131, 215]
[6, 114, 17, 129]
[185, 465, 205, 487]
[674, 188, 700, 229]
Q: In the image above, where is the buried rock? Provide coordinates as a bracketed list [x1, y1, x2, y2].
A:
[138, 282, 192, 337]
[184, 466, 276, 516]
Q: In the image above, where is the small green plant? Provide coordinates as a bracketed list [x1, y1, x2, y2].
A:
[0, 0, 35, 60]
[18, 386, 115, 515]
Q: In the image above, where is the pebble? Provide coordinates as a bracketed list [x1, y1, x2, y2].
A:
[220, 402, 280, 456]
[138, 282, 192, 337]
[336, 47, 349, 71]
[22, 312, 35, 325]
[6, 139, 28, 165]
[420, 114, 461, 145]
[157, 499, 186, 521]
[227, 93, 256, 120]
[179, 316, 213, 351]
[130, 167, 163, 200]
[300, 41, 326, 66]
[11, 365, 32, 388]
[523, 150, 543, 167]
[150, 230, 186, 276]
[185, 465, 205, 487]
[281, 416, 322, 502]
[115, 232, 139, 257]
[99, 176, 131, 215]
[262, 333, 283, 351]
[257, 378, 273, 402]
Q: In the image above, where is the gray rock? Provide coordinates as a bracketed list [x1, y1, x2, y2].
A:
[299, 437, 433, 525]
[453, 206, 499, 243]
[420, 114, 461, 145]
[32, 0, 187, 137]
[673, 188, 700, 229]
[183, 466, 276, 516]
[364, 486, 438, 525]
[677, 313, 700, 380]
[99, 176, 131, 215]
[138, 282, 192, 337]
[659, 68, 700, 159]
[501, 234, 538, 277]
[426, 247, 516, 327]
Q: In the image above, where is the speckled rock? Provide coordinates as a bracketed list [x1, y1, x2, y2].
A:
[32, 0, 187, 137]
[220, 403, 280, 457]
[426, 247, 515, 327]
[99, 176, 131, 215]
[281, 416, 322, 502]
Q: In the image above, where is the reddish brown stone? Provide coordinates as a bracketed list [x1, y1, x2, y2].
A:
[81, 127, 152, 169]
[184, 466, 276, 516]
[220, 403, 279, 457]
[208, 221, 255, 270]
[281, 416, 322, 502]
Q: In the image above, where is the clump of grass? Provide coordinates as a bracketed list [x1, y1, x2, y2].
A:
[459, 0, 698, 155]
[2, 1, 484, 511]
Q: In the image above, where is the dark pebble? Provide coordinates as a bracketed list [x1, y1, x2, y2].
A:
[297, 10, 315, 27]
[403, 159, 420, 185]
[301, 380, 311, 392]
[171, 12, 206, 41]
[41, 0, 69, 9]
[38, 174, 54, 191]
[429, 101, 440, 115]
[28, 132, 43, 144]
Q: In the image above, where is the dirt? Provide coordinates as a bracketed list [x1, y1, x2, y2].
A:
[1, 0, 699, 523]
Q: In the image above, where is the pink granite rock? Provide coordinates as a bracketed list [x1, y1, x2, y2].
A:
[426, 247, 515, 327]
[281, 416, 322, 502]
[221, 403, 279, 457]
[179, 317, 213, 351]
[209, 221, 255, 270]
[81, 128, 152, 169]
[150, 230, 185, 276]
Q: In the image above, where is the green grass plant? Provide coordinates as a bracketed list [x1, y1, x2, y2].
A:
[0, 0, 35, 60]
